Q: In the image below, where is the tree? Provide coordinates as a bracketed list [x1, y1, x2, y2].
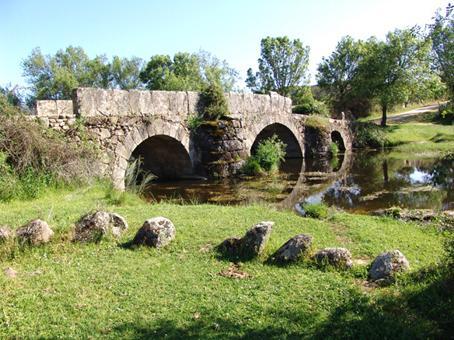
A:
[110, 56, 145, 90]
[140, 51, 238, 92]
[430, 4, 454, 100]
[317, 36, 369, 114]
[22, 46, 147, 102]
[246, 36, 310, 97]
[22, 46, 111, 101]
[358, 29, 432, 126]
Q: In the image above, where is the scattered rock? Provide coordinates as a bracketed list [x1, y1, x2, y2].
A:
[269, 234, 313, 264]
[218, 263, 250, 279]
[0, 226, 12, 243]
[369, 250, 410, 282]
[217, 221, 273, 259]
[4, 267, 17, 278]
[314, 247, 353, 269]
[16, 219, 54, 246]
[74, 211, 128, 242]
[132, 217, 176, 248]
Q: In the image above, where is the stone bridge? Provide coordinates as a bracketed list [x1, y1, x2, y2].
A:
[36, 88, 352, 189]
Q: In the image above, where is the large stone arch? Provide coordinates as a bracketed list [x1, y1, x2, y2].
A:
[111, 119, 191, 189]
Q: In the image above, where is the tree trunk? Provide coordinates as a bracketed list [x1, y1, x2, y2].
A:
[381, 104, 387, 127]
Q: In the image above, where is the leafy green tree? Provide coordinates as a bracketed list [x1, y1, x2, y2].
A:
[140, 51, 238, 92]
[358, 29, 432, 126]
[246, 36, 310, 97]
[317, 36, 368, 114]
[22, 46, 111, 101]
[110, 56, 145, 90]
[430, 4, 454, 100]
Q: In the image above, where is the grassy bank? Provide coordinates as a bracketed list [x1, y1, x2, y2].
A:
[386, 121, 454, 154]
[0, 184, 451, 338]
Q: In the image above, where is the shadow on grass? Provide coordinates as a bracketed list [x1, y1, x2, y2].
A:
[110, 265, 453, 339]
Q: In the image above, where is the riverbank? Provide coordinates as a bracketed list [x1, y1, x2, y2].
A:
[0, 183, 452, 338]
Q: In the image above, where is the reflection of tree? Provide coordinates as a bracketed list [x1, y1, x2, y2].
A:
[431, 153, 454, 190]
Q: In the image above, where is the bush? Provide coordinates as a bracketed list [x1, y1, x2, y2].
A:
[187, 114, 203, 131]
[293, 100, 330, 116]
[437, 102, 454, 124]
[329, 142, 339, 156]
[201, 81, 230, 120]
[300, 203, 329, 219]
[241, 135, 287, 175]
[353, 122, 389, 148]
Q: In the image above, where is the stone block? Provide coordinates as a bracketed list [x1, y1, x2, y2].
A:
[36, 100, 57, 117]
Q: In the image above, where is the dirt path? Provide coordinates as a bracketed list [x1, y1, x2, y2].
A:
[372, 103, 440, 124]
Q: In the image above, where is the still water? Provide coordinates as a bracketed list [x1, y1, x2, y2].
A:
[144, 150, 453, 213]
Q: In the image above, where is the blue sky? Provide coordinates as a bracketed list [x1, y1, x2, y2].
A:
[0, 0, 449, 88]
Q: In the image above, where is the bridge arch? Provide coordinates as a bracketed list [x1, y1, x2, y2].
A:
[251, 123, 303, 159]
[111, 119, 191, 189]
[244, 116, 304, 160]
[331, 130, 346, 152]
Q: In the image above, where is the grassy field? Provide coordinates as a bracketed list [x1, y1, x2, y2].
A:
[385, 121, 454, 154]
[0, 184, 452, 338]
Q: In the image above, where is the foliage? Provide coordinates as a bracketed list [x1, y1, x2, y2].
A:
[246, 36, 310, 97]
[329, 142, 339, 157]
[293, 100, 329, 116]
[140, 51, 238, 92]
[317, 36, 370, 115]
[243, 135, 287, 175]
[304, 115, 330, 132]
[0, 114, 98, 191]
[353, 122, 389, 148]
[357, 29, 432, 126]
[22, 46, 145, 102]
[110, 56, 145, 90]
[429, 4, 454, 100]
[300, 202, 329, 219]
[186, 114, 204, 131]
[437, 100, 454, 124]
[200, 81, 230, 120]
[0, 93, 21, 117]
[124, 157, 156, 195]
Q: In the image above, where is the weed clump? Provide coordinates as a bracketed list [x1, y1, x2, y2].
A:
[300, 203, 329, 219]
[242, 135, 286, 175]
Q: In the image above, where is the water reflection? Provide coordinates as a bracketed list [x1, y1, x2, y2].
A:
[144, 150, 453, 213]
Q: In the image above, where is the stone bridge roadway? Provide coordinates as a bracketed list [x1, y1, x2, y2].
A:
[36, 88, 352, 189]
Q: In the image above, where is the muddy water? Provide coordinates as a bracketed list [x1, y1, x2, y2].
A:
[144, 150, 453, 213]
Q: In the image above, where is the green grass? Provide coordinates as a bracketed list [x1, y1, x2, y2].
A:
[0, 184, 451, 338]
[385, 122, 454, 154]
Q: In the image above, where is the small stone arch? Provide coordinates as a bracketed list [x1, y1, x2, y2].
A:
[331, 130, 346, 152]
[111, 119, 191, 189]
[244, 116, 304, 159]
[251, 123, 303, 158]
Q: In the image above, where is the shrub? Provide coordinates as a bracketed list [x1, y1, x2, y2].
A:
[241, 157, 262, 176]
[254, 135, 287, 173]
[187, 114, 203, 131]
[353, 122, 389, 148]
[0, 112, 99, 201]
[293, 100, 329, 116]
[241, 135, 287, 175]
[301, 203, 329, 219]
[201, 81, 230, 120]
[437, 102, 454, 124]
[329, 142, 339, 157]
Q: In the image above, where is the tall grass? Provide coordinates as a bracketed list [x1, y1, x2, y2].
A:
[124, 157, 156, 195]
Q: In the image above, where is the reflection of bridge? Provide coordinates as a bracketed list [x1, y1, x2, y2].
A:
[36, 88, 352, 189]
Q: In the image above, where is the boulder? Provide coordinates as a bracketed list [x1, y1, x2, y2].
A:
[16, 219, 54, 246]
[0, 226, 12, 243]
[369, 250, 410, 281]
[132, 217, 176, 248]
[241, 221, 274, 258]
[314, 247, 353, 269]
[74, 211, 128, 242]
[217, 221, 274, 259]
[270, 234, 313, 264]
